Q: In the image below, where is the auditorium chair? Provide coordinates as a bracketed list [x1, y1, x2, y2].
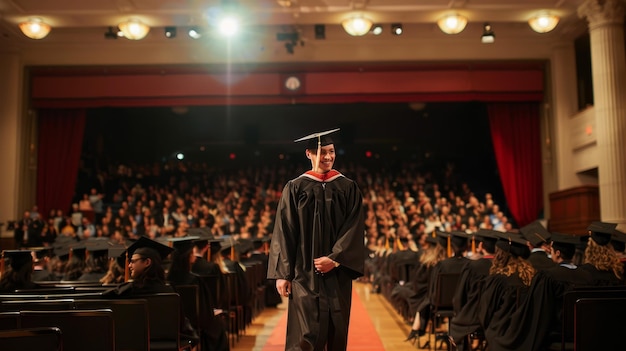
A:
[574, 297, 626, 350]
[0, 327, 63, 351]
[421, 273, 460, 351]
[20, 309, 115, 351]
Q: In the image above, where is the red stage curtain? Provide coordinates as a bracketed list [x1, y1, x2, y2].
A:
[36, 109, 86, 219]
[487, 103, 544, 227]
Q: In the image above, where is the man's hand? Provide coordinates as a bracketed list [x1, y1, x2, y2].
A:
[314, 256, 339, 274]
[276, 279, 291, 297]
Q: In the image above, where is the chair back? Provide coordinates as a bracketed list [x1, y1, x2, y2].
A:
[20, 309, 114, 351]
[574, 297, 626, 350]
[0, 327, 62, 351]
[136, 293, 181, 351]
[75, 299, 149, 351]
[432, 273, 460, 309]
[0, 312, 20, 330]
[0, 299, 75, 312]
[174, 285, 200, 329]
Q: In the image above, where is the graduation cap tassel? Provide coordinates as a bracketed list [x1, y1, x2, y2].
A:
[231, 243, 236, 262]
[315, 136, 321, 172]
[207, 243, 211, 262]
[471, 236, 476, 254]
[447, 236, 452, 258]
[124, 251, 130, 282]
[385, 236, 390, 250]
[397, 237, 405, 251]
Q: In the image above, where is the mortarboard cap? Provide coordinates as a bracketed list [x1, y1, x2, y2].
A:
[496, 233, 530, 259]
[587, 221, 617, 246]
[127, 236, 174, 262]
[520, 221, 551, 247]
[69, 243, 87, 259]
[2, 250, 33, 270]
[238, 239, 254, 255]
[550, 232, 580, 259]
[30, 247, 53, 260]
[475, 229, 499, 244]
[435, 230, 450, 248]
[108, 246, 128, 268]
[424, 231, 438, 246]
[85, 239, 111, 257]
[294, 128, 340, 150]
[220, 236, 240, 252]
[450, 231, 469, 248]
[611, 229, 626, 253]
[167, 236, 200, 253]
[208, 238, 223, 255]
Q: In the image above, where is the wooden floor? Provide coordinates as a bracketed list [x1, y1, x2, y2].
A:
[233, 281, 426, 351]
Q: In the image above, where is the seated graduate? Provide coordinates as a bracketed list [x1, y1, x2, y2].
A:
[62, 242, 87, 281]
[100, 245, 127, 285]
[449, 229, 499, 350]
[404, 230, 448, 343]
[0, 250, 39, 292]
[108, 236, 175, 296]
[479, 233, 535, 350]
[31, 247, 57, 282]
[78, 239, 110, 282]
[520, 221, 556, 272]
[612, 229, 626, 283]
[578, 221, 624, 286]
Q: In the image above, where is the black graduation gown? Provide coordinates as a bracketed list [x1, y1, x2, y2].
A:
[478, 274, 528, 351]
[267, 170, 365, 351]
[449, 257, 492, 343]
[527, 250, 556, 271]
[578, 263, 624, 286]
[31, 269, 58, 282]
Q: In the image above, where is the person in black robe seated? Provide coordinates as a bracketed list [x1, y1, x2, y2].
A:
[449, 229, 499, 350]
[78, 239, 110, 282]
[220, 236, 253, 328]
[31, 247, 57, 282]
[611, 229, 626, 283]
[520, 221, 556, 271]
[108, 236, 175, 296]
[62, 242, 87, 281]
[404, 230, 452, 344]
[578, 221, 624, 286]
[0, 250, 39, 292]
[249, 236, 282, 308]
[478, 233, 535, 351]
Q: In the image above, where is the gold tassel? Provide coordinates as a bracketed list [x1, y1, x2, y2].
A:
[207, 243, 212, 261]
[231, 240, 236, 262]
[397, 237, 405, 251]
[447, 236, 452, 258]
[471, 236, 476, 254]
[385, 236, 390, 250]
[124, 251, 130, 282]
[264, 241, 269, 255]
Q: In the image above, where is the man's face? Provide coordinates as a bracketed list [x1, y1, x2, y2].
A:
[306, 144, 335, 173]
[129, 254, 150, 278]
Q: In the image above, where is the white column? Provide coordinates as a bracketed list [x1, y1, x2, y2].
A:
[579, 0, 626, 228]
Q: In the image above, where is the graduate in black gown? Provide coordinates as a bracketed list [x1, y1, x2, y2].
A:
[267, 129, 365, 351]
[520, 221, 555, 272]
[478, 233, 535, 351]
[449, 229, 498, 350]
[78, 239, 110, 282]
[31, 247, 57, 282]
[0, 250, 39, 292]
[578, 221, 624, 286]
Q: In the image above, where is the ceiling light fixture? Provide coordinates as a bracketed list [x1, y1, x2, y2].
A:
[164, 27, 177, 38]
[528, 13, 560, 33]
[218, 15, 240, 37]
[19, 18, 51, 39]
[437, 14, 468, 34]
[118, 19, 150, 40]
[314, 24, 326, 39]
[391, 23, 403, 36]
[104, 26, 118, 40]
[371, 24, 383, 36]
[481, 23, 495, 43]
[341, 15, 373, 36]
[188, 27, 202, 39]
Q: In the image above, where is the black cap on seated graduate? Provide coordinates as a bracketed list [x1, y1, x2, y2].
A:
[496, 233, 530, 258]
[85, 239, 111, 258]
[550, 232, 580, 259]
[127, 236, 174, 262]
[2, 250, 33, 271]
[475, 229, 499, 245]
[520, 221, 551, 247]
[587, 221, 617, 246]
[435, 230, 450, 247]
[167, 236, 200, 253]
[294, 128, 340, 150]
[424, 231, 438, 246]
[449, 231, 469, 248]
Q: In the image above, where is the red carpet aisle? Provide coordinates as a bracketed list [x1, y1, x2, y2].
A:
[261, 288, 386, 351]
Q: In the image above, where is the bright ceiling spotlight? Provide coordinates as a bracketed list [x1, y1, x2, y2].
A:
[481, 23, 495, 44]
[391, 23, 403, 36]
[341, 15, 373, 36]
[437, 14, 468, 34]
[188, 27, 202, 39]
[118, 19, 150, 40]
[528, 13, 560, 33]
[218, 15, 240, 37]
[371, 24, 383, 35]
[164, 26, 177, 38]
[19, 17, 51, 39]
